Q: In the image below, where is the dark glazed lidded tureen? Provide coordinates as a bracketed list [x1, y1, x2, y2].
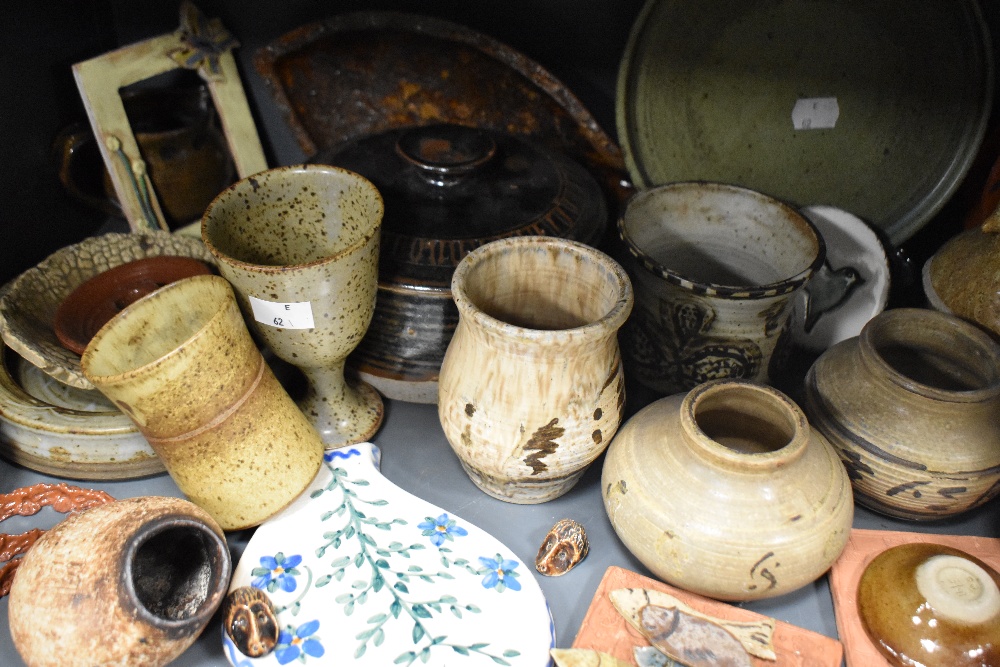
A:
[319, 123, 607, 403]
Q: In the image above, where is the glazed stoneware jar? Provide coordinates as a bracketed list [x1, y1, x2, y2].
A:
[438, 236, 633, 503]
[602, 380, 853, 601]
[618, 181, 824, 395]
[8, 495, 231, 667]
[81, 275, 323, 530]
[803, 307, 1000, 520]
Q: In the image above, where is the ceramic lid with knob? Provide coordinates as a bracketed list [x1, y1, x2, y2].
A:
[319, 123, 607, 289]
[315, 123, 608, 403]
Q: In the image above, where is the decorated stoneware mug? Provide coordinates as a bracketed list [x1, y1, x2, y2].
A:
[618, 181, 825, 395]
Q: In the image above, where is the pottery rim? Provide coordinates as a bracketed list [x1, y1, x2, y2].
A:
[120, 514, 232, 632]
[200, 164, 384, 274]
[618, 181, 826, 298]
[678, 380, 810, 472]
[449, 236, 634, 344]
[81, 274, 235, 382]
[856, 307, 1000, 404]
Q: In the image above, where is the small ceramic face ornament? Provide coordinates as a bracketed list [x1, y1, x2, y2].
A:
[222, 586, 278, 658]
[535, 518, 589, 576]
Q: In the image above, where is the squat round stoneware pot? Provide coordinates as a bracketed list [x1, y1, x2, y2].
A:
[8, 495, 231, 667]
[601, 380, 853, 601]
[803, 307, 1000, 520]
[81, 274, 324, 530]
[438, 236, 633, 503]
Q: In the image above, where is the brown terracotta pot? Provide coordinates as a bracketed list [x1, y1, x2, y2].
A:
[8, 495, 231, 667]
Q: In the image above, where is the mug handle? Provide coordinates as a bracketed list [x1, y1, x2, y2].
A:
[52, 123, 122, 217]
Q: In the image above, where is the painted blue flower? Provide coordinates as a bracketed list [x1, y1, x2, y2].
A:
[251, 552, 302, 593]
[275, 620, 324, 665]
[479, 554, 522, 592]
[417, 513, 469, 547]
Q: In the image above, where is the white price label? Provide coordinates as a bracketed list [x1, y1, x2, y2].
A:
[791, 97, 839, 130]
[248, 296, 315, 330]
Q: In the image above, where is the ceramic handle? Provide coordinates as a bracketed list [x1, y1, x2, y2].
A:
[52, 123, 121, 216]
[395, 124, 496, 187]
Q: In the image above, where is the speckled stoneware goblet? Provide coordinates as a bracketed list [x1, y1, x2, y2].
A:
[202, 165, 384, 447]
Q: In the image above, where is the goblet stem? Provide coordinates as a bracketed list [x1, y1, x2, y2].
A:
[298, 360, 384, 447]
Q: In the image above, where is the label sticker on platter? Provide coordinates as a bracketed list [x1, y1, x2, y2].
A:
[792, 97, 840, 130]
[248, 296, 315, 329]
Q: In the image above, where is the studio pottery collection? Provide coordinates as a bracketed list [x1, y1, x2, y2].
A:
[2, 2, 999, 667]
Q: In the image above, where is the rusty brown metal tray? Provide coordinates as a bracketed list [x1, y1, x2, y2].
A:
[253, 10, 633, 211]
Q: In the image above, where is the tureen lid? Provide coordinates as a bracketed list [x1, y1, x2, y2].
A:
[317, 123, 607, 289]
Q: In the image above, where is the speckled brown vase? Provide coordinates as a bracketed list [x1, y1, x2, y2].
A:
[202, 165, 385, 447]
[803, 307, 1000, 520]
[438, 236, 633, 503]
[8, 495, 231, 667]
[602, 380, 854, 601]
[81, 275, 323, 530]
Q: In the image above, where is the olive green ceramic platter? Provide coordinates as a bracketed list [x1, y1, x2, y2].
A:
[617, 0, 994, 245]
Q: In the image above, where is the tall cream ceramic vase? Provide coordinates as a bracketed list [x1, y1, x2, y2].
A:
[438, 236, 633, 503]
[602, 380, 854, 601]
[81, 275, 323, 530]
[9, 496, 231, 667]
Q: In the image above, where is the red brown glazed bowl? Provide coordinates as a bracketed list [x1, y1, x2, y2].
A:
[54, 256, 212, 355]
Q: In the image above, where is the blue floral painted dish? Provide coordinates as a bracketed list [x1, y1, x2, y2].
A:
[223, 442, 554, 667]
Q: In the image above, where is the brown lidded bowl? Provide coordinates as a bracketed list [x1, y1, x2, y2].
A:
[317, 123, 608, 403]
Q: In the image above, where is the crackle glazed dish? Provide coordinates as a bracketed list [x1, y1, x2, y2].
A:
[0, 230, 215, 389]
[222, 442, 554, 666]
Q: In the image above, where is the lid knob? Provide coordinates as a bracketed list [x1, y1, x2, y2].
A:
[396, 124, 496, 187]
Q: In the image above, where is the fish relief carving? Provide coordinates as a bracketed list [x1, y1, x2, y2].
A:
[609, 588, 776, 661]
[637, 604, 753, 667]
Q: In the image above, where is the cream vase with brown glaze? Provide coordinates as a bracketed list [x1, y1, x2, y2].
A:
[438, 236, 633, 504]
[803, 307, 1000, 520]
[602, 380, 854, 601]
[81, 274, 323, 530]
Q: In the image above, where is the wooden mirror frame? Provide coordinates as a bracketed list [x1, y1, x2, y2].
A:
[72, 2, 267, 232]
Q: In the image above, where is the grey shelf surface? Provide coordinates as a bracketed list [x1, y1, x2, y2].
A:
[2, 391, 999, 666]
